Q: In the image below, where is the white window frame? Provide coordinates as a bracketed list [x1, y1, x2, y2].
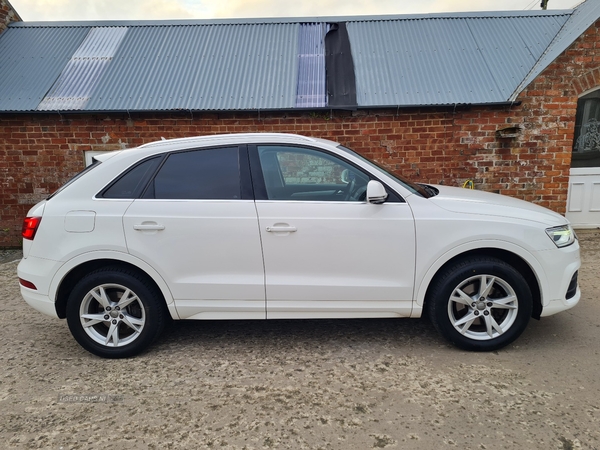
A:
[84, 151, 110, 167]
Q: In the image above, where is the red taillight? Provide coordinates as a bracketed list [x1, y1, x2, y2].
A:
[22, 216, 42, 240]
[19, 278, 37, 290]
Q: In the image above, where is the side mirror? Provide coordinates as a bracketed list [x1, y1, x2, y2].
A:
[366, 180, 388, 204]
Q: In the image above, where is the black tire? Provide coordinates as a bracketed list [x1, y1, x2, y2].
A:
[427, 257, 532, 351]
[66, 267, 166, 358]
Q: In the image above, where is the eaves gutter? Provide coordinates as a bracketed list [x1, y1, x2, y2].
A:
[0, 102, 521, 115]
[355, 101, 521, 110]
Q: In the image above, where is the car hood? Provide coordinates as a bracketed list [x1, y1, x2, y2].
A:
[426, 185, 567, 226]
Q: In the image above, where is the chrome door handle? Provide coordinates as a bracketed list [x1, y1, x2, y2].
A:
[133, 223, 165, 231]
[266, 226, 297, 232]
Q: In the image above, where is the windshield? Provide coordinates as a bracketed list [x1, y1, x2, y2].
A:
[337, 145, 432, 198]
[47, 159, 102, 200]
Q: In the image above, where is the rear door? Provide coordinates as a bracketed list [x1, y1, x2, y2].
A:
[123, 145, 266, 319]
[250, 144, 416, 319]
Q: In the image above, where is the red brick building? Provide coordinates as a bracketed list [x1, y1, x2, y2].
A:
[1, 1, 600, 246]
[0, 0, 20, 33]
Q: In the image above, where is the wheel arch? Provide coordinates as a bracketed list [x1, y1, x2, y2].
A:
[417, 246, 543, 320]
[52, 253, 177, 320]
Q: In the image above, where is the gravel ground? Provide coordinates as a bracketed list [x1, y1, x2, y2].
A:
[1, 234, 599, 449]
[0, 248, 22, 264]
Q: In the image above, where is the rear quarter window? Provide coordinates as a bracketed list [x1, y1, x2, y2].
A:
[101, 156, 163, 199]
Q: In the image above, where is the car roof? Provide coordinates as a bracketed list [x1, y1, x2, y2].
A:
[92, 133, 344, 175]
[137, 133, 333, 151]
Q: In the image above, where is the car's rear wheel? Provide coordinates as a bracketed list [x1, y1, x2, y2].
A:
[66, 267, 166, 358]
[427, 257, 532, 351]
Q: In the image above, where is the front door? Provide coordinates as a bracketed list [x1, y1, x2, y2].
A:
[251, 144, 416, 319]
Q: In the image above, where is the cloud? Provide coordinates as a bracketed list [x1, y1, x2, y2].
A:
[10, 0, 195, 21]
[208, 0, 580, 18]
[209, 0, 436, 18]
[430, 0, 577, 12]
[9, 0, 582, 22]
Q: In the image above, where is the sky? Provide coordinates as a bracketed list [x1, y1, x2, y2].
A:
[8, 0, 584, 21]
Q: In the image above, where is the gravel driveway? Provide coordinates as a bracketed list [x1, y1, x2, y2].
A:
[1, 234, 599, 450]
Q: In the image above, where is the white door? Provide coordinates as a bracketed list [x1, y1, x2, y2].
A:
[252, 145, 416, 319]
[123, 147, 265, 320]
[566, 168, 600, 228]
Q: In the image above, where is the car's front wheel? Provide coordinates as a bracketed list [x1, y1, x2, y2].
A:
[427, 257, 533, 351]
[66, 267, 166, 358]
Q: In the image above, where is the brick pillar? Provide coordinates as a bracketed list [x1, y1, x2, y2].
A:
[0, 0, 22, 34]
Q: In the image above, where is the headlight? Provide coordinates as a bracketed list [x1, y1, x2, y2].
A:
[546, 225, 576, 248]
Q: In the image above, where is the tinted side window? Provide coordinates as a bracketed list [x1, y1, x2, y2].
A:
[150, 147, 241, 200]
[102, 156, 162, 199]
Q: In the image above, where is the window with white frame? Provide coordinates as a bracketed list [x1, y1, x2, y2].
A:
[84, 151, 110, 167]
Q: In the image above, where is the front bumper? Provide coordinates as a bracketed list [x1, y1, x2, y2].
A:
[540, 287, 580, 317]
[538, 240, 581, 317]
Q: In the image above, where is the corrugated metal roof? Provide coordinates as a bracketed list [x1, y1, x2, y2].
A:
[87, 23, 299, 111]
[348, 13, 569, 107]
[37, 27, 127, 110]
[513, 0, 600, 100]
[0, 26, 89, 111]
[0, 4, 597, 112]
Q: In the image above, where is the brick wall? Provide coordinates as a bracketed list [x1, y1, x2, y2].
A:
[0, 0, 21, 34]
[1, 20, 599, 247]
